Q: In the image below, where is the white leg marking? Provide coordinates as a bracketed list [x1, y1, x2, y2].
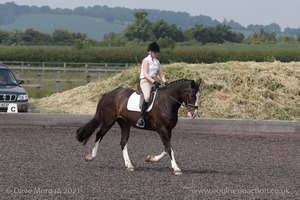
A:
[146, 151, 168, 162]
[170, 149, 182, 175]
[195, 92, 200, 106]
[85, 140, 100, 162]
[91, 140, 100, 158]
[122, 144, 134, 170]
[154, 151, 168, 161]
[194, 92, 200, 118]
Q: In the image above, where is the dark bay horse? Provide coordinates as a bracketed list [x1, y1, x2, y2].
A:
[76, 79, 202, 175]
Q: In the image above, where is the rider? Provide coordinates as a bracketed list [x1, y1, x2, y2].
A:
[136, 42, 168, 128]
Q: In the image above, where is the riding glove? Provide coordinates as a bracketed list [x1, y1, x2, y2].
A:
[153, 81, 161, 88]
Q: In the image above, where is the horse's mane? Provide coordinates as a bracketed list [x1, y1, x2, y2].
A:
[161, 79, 192, 89]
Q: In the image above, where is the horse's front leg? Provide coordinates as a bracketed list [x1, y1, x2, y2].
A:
[157, 128, 182, 175]
[169, 148, 182, 175]
[146, 149, 181, 175]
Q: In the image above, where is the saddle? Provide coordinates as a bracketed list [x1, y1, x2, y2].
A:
[127, 89, 158, 112]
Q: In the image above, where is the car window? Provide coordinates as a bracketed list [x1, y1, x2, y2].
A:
[0, 69, 18, 86]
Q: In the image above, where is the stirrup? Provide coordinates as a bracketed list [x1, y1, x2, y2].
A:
[136, 118, 145, 128]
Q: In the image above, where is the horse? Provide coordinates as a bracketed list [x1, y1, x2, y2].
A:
[76, 79, 202, 175]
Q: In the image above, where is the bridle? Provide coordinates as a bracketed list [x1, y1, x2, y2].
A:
[183, 85, 199, 112]
[158, 85, 199, 112]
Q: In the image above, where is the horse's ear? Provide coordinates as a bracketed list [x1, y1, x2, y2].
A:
[191, 79, 202, 88]
[191, 80, 196, 88]
[196, 78, 202, 87]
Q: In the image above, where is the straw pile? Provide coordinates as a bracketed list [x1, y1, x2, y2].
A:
[32, 61, 300, 120]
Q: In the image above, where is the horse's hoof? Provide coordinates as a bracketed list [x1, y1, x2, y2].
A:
[127, 166, 134, 172]
[174, 170, 183, 176]
[146, 155, 155, 162]
[85, 154, 94, 162]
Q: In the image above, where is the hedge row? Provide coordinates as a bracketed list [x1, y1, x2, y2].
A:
[1, 46, 300, 64]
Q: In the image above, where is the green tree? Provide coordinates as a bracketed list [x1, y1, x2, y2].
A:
[52, 29, 87, 45]
[52, 29, 73, 45]
[157, 37, 175, 49]
[190, 24, 244, 44]
[8, 30, 22, 45]
[152, 19, 184, 42]
[0, 30, 9, 44]
[216, 24, 244, 43]
[297, 34, 300, 42]
[278, 36, 296, 43]
[245, 28, 277, 43]
[101, 32, 124, 46]
[123, 11, 153, 42]
[183, 29, 193, 40]
[21, 28, 51, 44]
[73, 38, 91, 50]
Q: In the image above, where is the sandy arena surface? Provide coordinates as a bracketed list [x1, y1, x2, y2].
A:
[1, 126, 299, 199]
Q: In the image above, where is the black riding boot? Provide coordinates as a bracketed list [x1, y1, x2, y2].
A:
[136, 100, 148, 128]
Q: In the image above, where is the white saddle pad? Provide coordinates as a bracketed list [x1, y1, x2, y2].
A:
[127, 91, 157, 112]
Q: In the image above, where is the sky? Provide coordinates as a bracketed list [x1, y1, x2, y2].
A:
[1, 0, 300, 29]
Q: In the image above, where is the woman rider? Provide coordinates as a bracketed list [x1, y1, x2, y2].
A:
[136, 42, 168, 128]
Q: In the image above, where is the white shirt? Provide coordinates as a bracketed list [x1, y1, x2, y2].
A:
[140, 55, 160, 79]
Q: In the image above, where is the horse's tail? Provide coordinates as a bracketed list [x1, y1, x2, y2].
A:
[76, 93, 107, 145]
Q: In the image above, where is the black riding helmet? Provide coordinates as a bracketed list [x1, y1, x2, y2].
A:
[147, 42, 160, 52]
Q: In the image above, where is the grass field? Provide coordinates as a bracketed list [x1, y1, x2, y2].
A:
[32, 61, 300, 120]
[2, 43, 300, 64]
[11, 69, 114, 98]
[179, 43, 300, 50]
[0, 14, 126, 40]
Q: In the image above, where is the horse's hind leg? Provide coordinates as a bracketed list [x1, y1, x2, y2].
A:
[85, 122, 114, 162]
[146, 127, 168, 162]
[146, 151, 168, 162]
[85, 130, 102, 161]
[118, 119, 134, 171]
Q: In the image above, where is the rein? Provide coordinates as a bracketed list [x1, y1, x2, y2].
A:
[158, 85, 198, 112]
[159, 89, 182, 105]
